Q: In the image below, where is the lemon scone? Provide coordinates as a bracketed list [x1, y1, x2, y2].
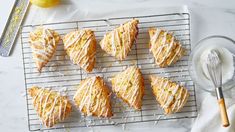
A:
[28, 86, 72, 127]
[149, 75, 189, 114]
[29, 27, 60, 72]
[63, 29, 96, 72]
[73, 76, 113, 117]
[149, 28, 186, 67]
[111, 66, 144, 110]
[100, 19, 139, 60]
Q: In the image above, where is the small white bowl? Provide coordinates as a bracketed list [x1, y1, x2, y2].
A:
[188, 35, 235, 92]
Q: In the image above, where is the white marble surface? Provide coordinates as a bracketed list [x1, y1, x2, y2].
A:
[0, 0, 235, 132]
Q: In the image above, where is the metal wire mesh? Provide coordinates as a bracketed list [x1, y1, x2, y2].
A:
[21, 13, 197, 131]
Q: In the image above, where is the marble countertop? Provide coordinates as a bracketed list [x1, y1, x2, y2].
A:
[0, 0, 235, 131]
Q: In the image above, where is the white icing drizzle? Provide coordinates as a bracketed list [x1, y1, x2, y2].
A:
[64, 31, 86, 49]
[172, 88, 184, 111]
[100, 35, 106, 49]
[73, 77, 111, 117]
[168, 44, 182, 64]
[42, 90, 52, 116]
[47, 94, 60, 126]
[31, 88, 68, 127]
[30, 28, 57, 68]
[150, 29, 183, 66]
[101, 20, 137, 59]
[149, 28, 161, 52]
[157, 80, 168, 100]
[156, 36, 174, 63]
[111, 30, 118, 56]
[113, 66, 142, 107]
[151, 76, 188, 113]
[64, 30, 95, 71]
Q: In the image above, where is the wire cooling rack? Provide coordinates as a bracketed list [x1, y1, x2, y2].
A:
[21, 13, 197, 131]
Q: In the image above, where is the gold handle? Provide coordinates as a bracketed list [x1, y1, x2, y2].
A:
[218, 98, 230, 127]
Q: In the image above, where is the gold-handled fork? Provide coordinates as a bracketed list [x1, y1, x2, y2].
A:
[206, 49, 230, 127]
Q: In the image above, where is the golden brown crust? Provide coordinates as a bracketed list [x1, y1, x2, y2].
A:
[111, 66, 145, 110]
[28, 86, 72, 127]
[73, 76, 113, 117]
[149, 28, 186, 68]
[100, 19, 139, 60]
[63, 29, 96, 72]
[29, 27, 61, 72]
[149, 75, 189, 114]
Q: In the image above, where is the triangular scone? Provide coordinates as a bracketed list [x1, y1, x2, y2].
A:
[29, 27, 60, 72]
[149, 75, 189, 114]
[63, 29, 96, 72]
[111, 66, 144, 110]
[73, 76, 113, 117]
[149, 28, 186, 68]
[100, 19, 139, 60]
[28, 86, 72, 127]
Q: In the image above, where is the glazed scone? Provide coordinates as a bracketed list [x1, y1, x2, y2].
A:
[149, 28, 186, 67]
[28, 86, 72, 128]
[29, 27, 60, 72]
[73, 76, 113, 117]
[149, 75, 189, 114]
[63, 29, 96, 72]
[111, 66, 144, 110]
[100, 19, 139, 60]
